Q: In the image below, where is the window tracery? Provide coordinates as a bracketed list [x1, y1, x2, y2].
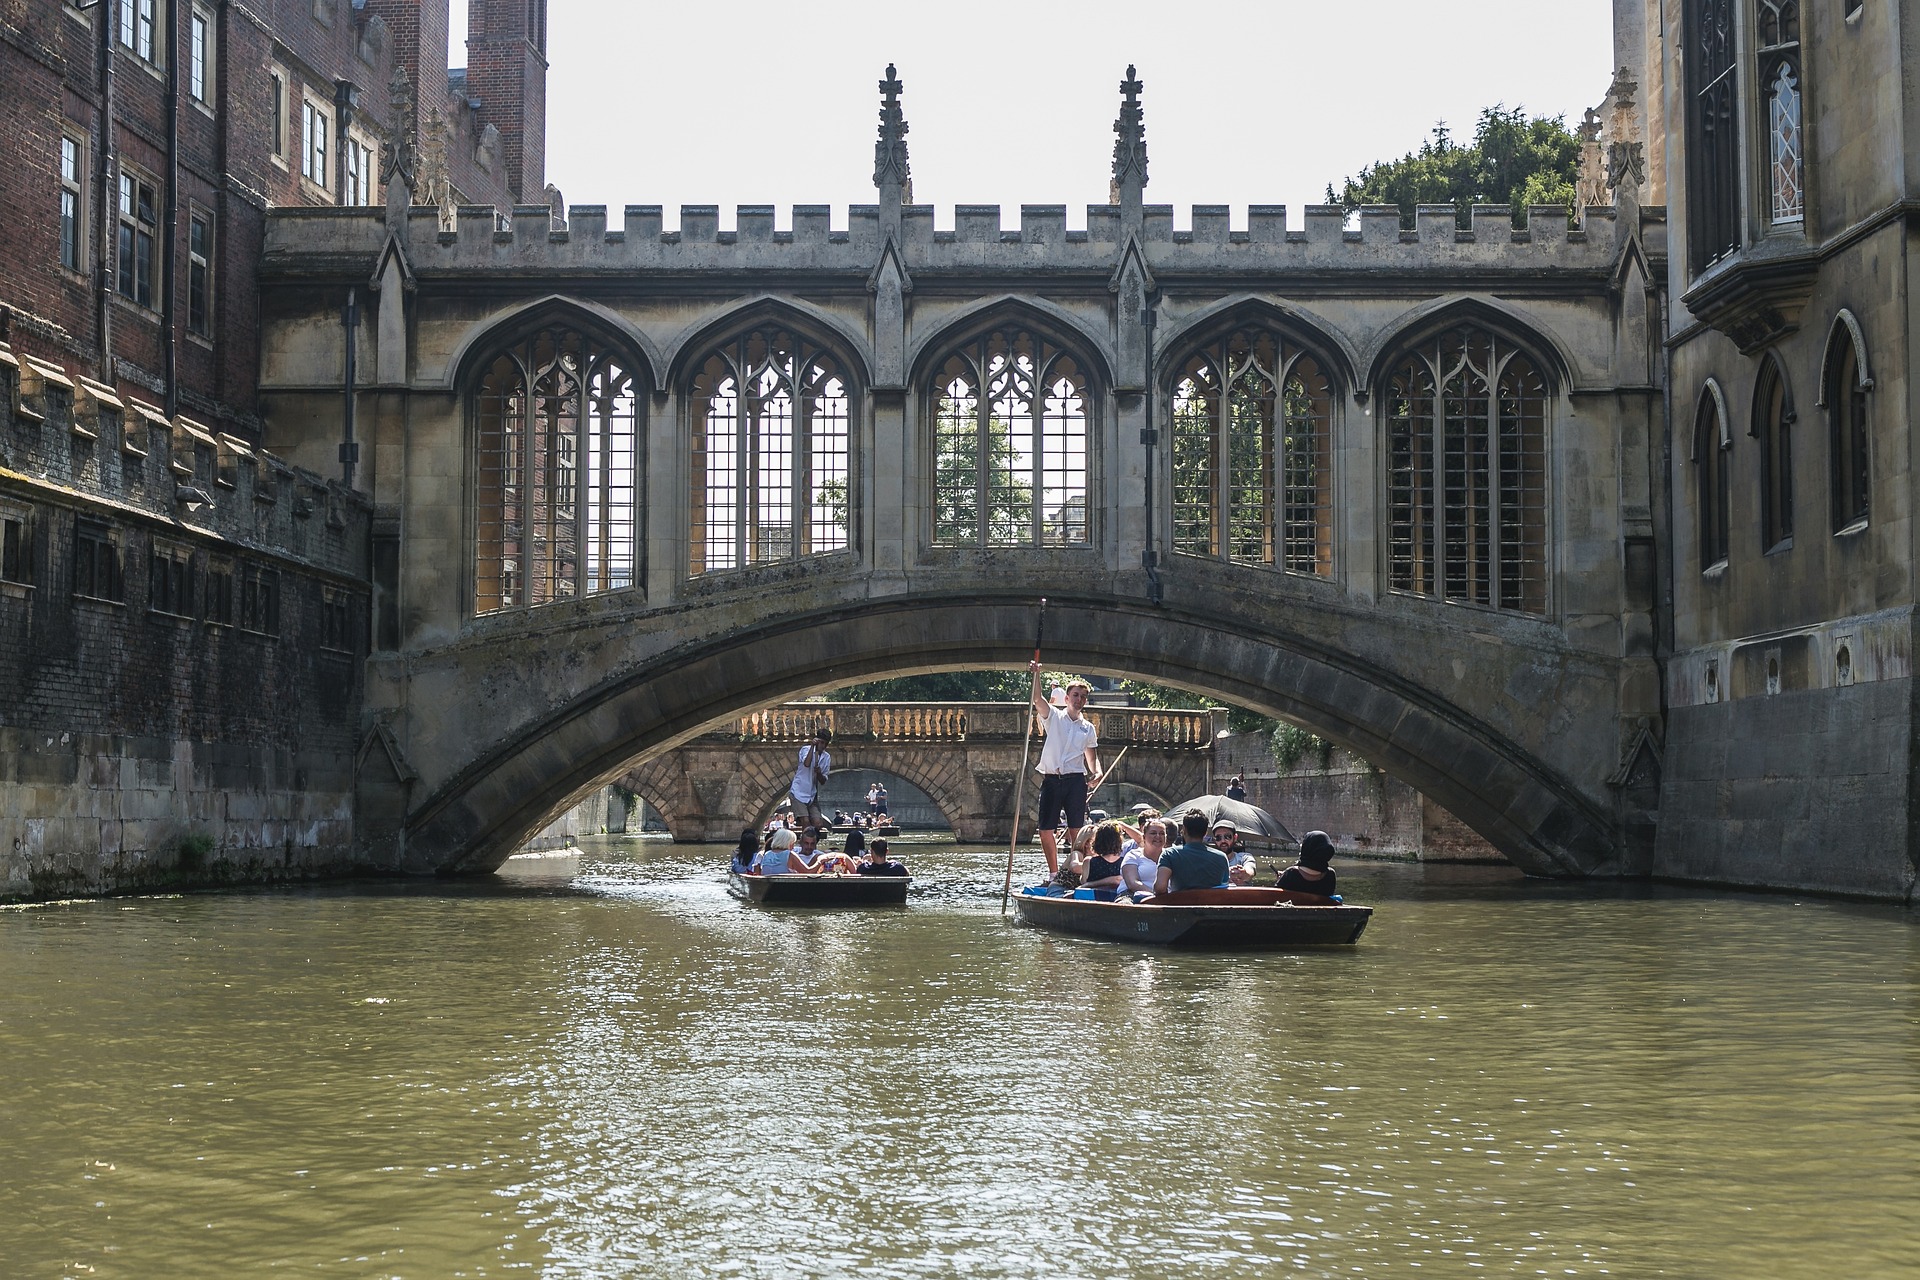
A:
[690, 328, 850, 575]
[1385, 328, 1547, 614]
[930, 327, 1090, 547]
[1825, 325, 1870, 532]
[1685, 0, 1741, 269]
[1695, 387, 1731, 571]
[473, 325, 641, 614]
[1169, 328, 1332, 575]
[1759, 1, 1803, 223]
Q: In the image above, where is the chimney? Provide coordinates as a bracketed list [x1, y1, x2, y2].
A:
[363, 1, 451, 116]
[464, 0, 548, 202]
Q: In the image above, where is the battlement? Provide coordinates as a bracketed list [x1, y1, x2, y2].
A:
[264, 200, 1658, 281]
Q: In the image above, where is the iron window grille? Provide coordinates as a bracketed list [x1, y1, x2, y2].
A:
[931, 327, 1090, 548]
[689, 328, 850, 575]
[473, 326, 641, 612]
[1385, 328, 1548, 614]
[1169, 327, 1333, 576]
[1758, 1, 1803, 224]
[1685, 0, 1742, 270]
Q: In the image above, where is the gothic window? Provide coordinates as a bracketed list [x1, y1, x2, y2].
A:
[1385, 328, 1547, 614]
[1753, 356, 1792, 551]
[1685, 0, 1741, 269]
[931, 327, 1090, 547]
[1825, 323, 1870, 532]
[1169, 327, 1332, 575]
[1759, 1, 1802, 223]
[473, 325, 642, 613]
[690, 328, 850, 575]
[1695, 387, 1731, 571]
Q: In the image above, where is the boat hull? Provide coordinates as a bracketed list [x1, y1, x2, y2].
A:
[1012, 888, 1370, 947]
[729, 871, 911, 906]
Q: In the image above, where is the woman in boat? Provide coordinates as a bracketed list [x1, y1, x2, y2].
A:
[756, 827, 800, 875]
[1081, 822, 1127, 899]
[1119, 816, 1168, 900]
[730, 829, 759, 876]
[1279, 830, 1338, 899]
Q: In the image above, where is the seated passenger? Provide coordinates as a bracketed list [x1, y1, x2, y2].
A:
[1209, 819, 1256, 885]
[788, 826, 833, 873]
[730, 828, 759, 876]
[1119, 817, 1168, 900]
[755, 827, 799, 875]
[856, 837, 910, 877]
[1081, 822, 1127, 897]
[1279, 830, 1339, 899]
[1155, 810, 1230, 895]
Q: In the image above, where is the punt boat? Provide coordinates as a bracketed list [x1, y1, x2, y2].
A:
[1012, 885, 1371, 947]
[729, 871, 912, 906]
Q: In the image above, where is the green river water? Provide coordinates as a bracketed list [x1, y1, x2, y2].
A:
[0, 834, 1914, 1279]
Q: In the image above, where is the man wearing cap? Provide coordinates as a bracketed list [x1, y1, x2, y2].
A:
[789, 729, 833, 830]
[1211, 819, 1257, 885]
[1028, 659, 1103, 876]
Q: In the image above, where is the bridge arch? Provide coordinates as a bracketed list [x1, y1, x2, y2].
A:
[400, 597, 1618, 878]
[906, 295, 1118, 391]
[1364, 295, 1578, 394]
[1154, 294, 1360, 395]
[662, 294, 875, 392]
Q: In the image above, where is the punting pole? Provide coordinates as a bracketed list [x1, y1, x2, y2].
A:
[1000, 598, 1047, 913]
[1085, 745, 1129, 805]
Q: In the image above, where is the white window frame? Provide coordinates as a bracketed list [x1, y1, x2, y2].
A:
[301, 93, 331, 194]
[189, 6, 214, 106]
[118, 0, 159, 66]
[60, 131, 87, 274]
[344, 131, 375, 206]
[116, 167, 159, 310]
[268, 66, 290, 165]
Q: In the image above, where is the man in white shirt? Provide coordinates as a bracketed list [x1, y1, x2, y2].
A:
[790, 729, 832, 829]
[1028, 659, 1102, 876]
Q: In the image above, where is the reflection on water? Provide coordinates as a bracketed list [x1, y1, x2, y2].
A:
[1, 835, 1914, 1278]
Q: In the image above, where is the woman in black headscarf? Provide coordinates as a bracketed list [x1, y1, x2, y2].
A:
[1278, 830, 1338, 899]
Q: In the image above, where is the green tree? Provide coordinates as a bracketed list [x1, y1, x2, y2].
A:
[831, 671, 1036, 702]
[1117, 680, 1274, 735]
[1326, 105, 1581, 229]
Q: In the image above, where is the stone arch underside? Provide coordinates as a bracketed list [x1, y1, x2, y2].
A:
[400, 598, 1620, 878]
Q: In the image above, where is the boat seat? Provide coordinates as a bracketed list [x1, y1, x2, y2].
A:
[1151, 887, 1337, 907]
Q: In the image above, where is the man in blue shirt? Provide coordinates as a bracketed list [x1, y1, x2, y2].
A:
[1155, 809, 1230, 894]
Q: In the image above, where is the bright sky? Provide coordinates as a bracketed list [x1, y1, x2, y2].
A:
[452, 1, 1617, 231]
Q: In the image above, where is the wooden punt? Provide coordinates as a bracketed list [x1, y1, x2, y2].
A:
[729, 871, 912, 906]
[1012, 886, 1371, 947]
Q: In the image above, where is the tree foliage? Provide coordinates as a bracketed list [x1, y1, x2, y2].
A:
[830, 671, 1035, 703]
[1325, 105, 1581, 229]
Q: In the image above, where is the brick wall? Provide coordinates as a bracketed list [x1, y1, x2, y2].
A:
[0, 336, 373, 899]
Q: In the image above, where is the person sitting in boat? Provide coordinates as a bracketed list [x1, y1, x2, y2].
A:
[1209, 819, 1256, 886]
[789, 826, 837, 874]
[1081, 822, 1127, 899]
[856, 837, 910, 877]
[1279, 831, 1339, 899]
[843, 827, 867, 861]
[731, 828, 759, 876]
[1119, 816, 1168, 900]
[755, 827, 800, 875]
[1156, 810, 1230, 895]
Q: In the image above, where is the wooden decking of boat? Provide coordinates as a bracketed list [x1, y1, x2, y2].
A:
[1012, 886, 1371, 946]
[729, 871, 912, 905]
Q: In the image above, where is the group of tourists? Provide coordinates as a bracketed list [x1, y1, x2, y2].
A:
[733, 823, 910, 878]
[1045, 808, 1339, 901]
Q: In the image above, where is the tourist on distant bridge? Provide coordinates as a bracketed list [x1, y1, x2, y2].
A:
[1029, 660, 1103, 876]
[857, 837, 910, 877]
[1279, 831, 1339, 900]
[1226, 775, 1247, 802]
[789, 729, 833, 829]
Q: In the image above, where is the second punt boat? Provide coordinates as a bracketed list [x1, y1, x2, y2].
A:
[729, 871, 912, 906]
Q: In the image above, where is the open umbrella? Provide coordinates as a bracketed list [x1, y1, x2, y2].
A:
[1163, 794, 1296, 848]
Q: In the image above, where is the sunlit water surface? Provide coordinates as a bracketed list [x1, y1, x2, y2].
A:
[1, 836, 1914, 1279]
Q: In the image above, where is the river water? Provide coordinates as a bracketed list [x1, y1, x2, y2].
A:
[2, 835, 1914, 1279]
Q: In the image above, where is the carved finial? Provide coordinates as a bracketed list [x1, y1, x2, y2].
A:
[418, 105, 455, 231]
[874, 63, 912, 201]
[1607, 66, 1638, 113]
[1578, 106, 1603, 145]
[1111, 64, 1148, 202]
[1604, 66, 1645, 196]
[380, 63, 416, 195]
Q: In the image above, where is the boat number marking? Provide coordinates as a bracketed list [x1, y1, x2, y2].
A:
[1136, 921, 1150, 933]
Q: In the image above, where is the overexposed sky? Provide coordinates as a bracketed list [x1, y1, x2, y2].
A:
[453, 1, 1618, 231]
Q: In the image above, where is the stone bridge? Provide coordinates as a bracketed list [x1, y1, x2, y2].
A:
[254, 69, 1665, 879]
[618, 701, 1225, 842]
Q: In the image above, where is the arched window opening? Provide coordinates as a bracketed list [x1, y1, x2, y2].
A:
[931, 327, 1090, 547]
[690, 328, 851, 576]
[1696, 389, 1731, 571]
[1826, 327, 1870, 532]
[1386, 328, 1547, 614]
[473, 326, 640, 615]
[1759, 1, 1803, 224]
[1685, 0, 1741, 270]
[1169, 328, 1332, 575]
[1754, 358, 1793, 551]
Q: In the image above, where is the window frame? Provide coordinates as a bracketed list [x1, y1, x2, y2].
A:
[118, 0, 159, 66]
[1751, 354, 1794, 553]
[188, 4, 215, 107]
[300, 92, 332, 194]
[1756, 0, 1804, 229]
[1821, 318, 1872, 535]
[115, 167, 160, 311]
[0, 501, 33, 596]
[187, 207, 213, 338]
[72, 517, 124, 604]
[343, 131, 375, 206]
[60, 131, 87, 275]
[148, 539, 197, 619]
[1684, 0, 1742, 273]
[237, 561, 280, 636]
[1695, 383, 1732, 573]
[268, 66, 291, 165]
